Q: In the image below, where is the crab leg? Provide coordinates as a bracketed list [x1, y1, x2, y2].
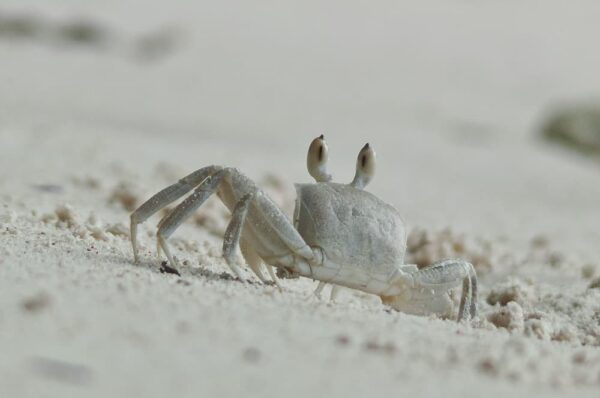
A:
[458, 276, 473, 321]
[313, 281, 341, 301]
[412, 259, 478, 321]
[252, 192, 316, 262]
[239, 239, 267, 283]
[221, 189, 286, 286]
[313, 281, 326, 297]
[330, 286, 341, 301]
[130, 165, 223, 262]
[222, 193, 254, 279]
[155, 170, 227, 267]
[222, 192, 281, 286]
[266, 265, 280, 286]
[466, 268, 478, 318]
[240, 239, 281, 288]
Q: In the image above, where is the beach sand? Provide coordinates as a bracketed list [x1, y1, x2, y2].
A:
[1, 2, 599, 397]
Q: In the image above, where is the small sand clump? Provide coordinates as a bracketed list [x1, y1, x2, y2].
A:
[487, 301, 524, 331]
[54, 204, 80, 228]
[85, 213, 108, 241]
[109, 182, 140, 211]
[406, 227, 494, 272]
[486, 278, 536, 307]
[43, 204, 87, 238]
[589, 277, 600, 290]
[581, 264, 596, 279]
[523, 318, 553, 341]
[42, 204, 129, 241]
[0, 209, 17, 224]
[106, 223, 129, 238]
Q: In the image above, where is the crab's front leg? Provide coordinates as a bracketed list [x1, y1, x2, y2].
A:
[221, 192, 254, 279]
[130, 165, 223, 263]
[381, 259, 478, 322]
[219, 170, 318, 284]
[154, 170, 228, 268]
[221, 191, 282, 288]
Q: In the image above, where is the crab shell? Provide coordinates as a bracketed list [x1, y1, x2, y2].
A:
[293, 182, 407, 284]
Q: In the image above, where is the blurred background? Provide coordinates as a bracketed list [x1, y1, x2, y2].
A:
[2, 2, 600, 396]
[1, 0, 600, 247]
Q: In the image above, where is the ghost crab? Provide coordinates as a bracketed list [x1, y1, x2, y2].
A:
[130, 136, 478, 321]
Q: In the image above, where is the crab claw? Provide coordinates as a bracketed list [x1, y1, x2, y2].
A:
[380, 260, 478, 322]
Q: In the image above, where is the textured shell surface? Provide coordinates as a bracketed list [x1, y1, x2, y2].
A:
[294, 182, 406, 275]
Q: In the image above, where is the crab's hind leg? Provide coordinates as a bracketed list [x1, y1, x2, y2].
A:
[414, 259, 478, 321]
[466, 266, 478, 318]
[382, 259, 477, 322]
[468, 274, 478, 319]
[155, 169, 227, 267]
[130, 166, 223, 263]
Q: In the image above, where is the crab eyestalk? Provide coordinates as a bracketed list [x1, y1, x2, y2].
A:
[307, 134, 332, 182]
[350, 143, 375, 189]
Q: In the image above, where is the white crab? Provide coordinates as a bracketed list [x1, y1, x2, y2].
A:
[130, 136, 477, 321]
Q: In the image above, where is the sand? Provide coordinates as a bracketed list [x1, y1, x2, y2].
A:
[1, 2, 600, 397]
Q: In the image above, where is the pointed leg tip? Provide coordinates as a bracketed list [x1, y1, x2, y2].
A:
[232, 268, 244, 282]
[306, 292, 322, 301]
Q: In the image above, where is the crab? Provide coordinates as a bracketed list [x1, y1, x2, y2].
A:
[130, 136, 478, 321]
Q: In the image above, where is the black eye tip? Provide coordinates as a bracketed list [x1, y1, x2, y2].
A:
[317, 145, 324, 161]
[364, 142, 370, 149]
[319, 134, 325, 140]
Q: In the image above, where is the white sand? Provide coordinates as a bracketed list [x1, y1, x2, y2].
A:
[1, 2, 600, 397]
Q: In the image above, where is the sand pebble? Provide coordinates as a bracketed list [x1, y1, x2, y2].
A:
[406, 227, 494, 272]
[54, 204, 80, 228]
[21, 292, 52, 313]
[487, 279, 536, 307]
[106, 223, 129, 238]
[581, 264, 596, 279]
[0, 209, 17, 224]
[524, 319, 553, 341]
[109, 182, 140, 211]
[588, 277, 600, 289]
[487, 302, 524, 331]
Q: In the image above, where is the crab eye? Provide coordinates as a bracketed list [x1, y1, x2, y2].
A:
[308, 134, 327, 166]
[307, 135, 332, 182]
[358, 143, 375, 175]
[351, 143, 376, 189]
[317, 143, 324, 161]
